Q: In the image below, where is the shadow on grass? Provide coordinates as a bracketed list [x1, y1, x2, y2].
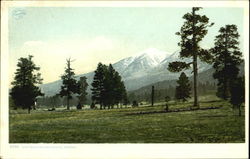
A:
[126, 106, 222, 116]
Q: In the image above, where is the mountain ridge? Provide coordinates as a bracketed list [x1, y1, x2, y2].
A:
[40, 48, 211, 96]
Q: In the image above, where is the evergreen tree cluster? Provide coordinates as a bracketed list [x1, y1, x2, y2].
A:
[91, 63, 128, 109]
[168, 7, 244, 112]
[211, 25, 243, 100]
[10, 55, 43, 113]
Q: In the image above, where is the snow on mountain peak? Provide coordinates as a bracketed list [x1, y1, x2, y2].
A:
[133, 48, 170, 66]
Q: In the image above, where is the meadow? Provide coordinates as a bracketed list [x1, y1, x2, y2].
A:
[9, 95, 245, 143]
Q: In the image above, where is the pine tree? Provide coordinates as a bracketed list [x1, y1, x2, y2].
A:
[91, 63, 128, 109]
[113, 71, 126, 108]
[168, 7, 214, 108]
[211, 25, 243, 100]
[91, 63, 106, 109]
[104, 64, 116, 108]
[78, 76, 88, 107]
[175, 72, 191, 102]
[59, 58, 79, 110]
[122, 88, 129, 107]
[10, 55, 43, 113]
[230, 76, 245, 116]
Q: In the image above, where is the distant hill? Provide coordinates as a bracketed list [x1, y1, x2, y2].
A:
[128, 63, 244, 101]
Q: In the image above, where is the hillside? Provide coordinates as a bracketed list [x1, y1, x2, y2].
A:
[128, 63, 244, 102]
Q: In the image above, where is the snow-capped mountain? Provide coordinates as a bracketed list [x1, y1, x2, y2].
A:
[114, 48, 171, 78]
[40, 48, 211, 96]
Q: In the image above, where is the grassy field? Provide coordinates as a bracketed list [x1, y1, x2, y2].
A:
[9, 96, 245, 143]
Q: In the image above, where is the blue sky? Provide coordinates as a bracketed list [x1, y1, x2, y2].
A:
[9, 7, 244, 84]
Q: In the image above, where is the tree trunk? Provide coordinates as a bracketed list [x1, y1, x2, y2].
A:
[165, 104, 168, 112]
[239, 105, 241, 116]
[67, 96, 70, 110]
[151, 86, 154, 106]
[28, 107, 31, 114]
[192, 8, 199, 108]
[193, 57, 199, 108]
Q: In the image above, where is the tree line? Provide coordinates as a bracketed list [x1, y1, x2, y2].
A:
[10, 57, 128, 112]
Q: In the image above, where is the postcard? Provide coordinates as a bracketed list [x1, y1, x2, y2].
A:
[1, 1, 249, 159]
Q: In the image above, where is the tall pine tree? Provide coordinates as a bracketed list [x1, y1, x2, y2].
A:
[175, 72, 191, 102]
[168, 7, 214, 108]
[91, 63, 106, 109]
[104, 64, 116, 108]
[10, 55, 43, 113]
[59, 58, 79, 110]
[112, 71, 126, 108]
[211, 24, 243, 100]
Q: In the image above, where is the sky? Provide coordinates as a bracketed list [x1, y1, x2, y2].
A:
[9, 7, 244, 85]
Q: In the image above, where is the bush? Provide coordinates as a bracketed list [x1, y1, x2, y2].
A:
[132, 100, 138, 107]
[48, 108, 55, 111]
[90, 102, 96, 109]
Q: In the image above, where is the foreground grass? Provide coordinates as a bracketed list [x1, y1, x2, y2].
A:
[9, 98, 245, 143]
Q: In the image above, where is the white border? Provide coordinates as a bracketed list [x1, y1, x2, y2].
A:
[1, 1, 249, 159]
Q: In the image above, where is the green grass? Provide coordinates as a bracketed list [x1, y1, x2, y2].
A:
[9, 96, 245, 143]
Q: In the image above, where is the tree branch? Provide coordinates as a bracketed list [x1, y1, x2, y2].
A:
[168, 61, 192, 72]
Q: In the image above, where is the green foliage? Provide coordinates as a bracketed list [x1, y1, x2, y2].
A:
[168, 61, 191, 72]
[132, 100, 139, 107]
[174, 7, 214, 61]
[9, 96, 16, 110]
[175, 72, 191, 102]
[91, 63, 106, 109]
[59, 58, 79, 110]
[165, 96, 171, 102]
[211, 25, 243, 100]
[168, 7, 214, 107]
[91, 63, 128, 109]
[10, 55, 43, 113]
[230, 76, 245, 116]
[78, 76, 88, 106]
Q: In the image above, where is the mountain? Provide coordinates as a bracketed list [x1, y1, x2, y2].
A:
[130, 68, 216, 95]
[40, 48, 211, 96]
[128, 63, 244, 98]
[113, 48, 171, 77]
